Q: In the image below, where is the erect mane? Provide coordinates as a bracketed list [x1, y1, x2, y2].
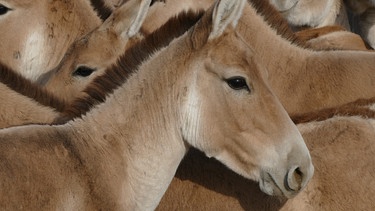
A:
[89, 0, 113, 21]
[0, 63, 66, 112]
[291, 97, 375, 124]
[122, 0, 165, 6]
[90, 0, 165, 22]
[54, 10, 204, 124]
[248, 0, 307, 48]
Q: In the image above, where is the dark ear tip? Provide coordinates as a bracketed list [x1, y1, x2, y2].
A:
[52, 115, 72, 125]
[150, 0, 166, 6]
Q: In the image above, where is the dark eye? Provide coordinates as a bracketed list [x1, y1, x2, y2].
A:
[72, 66, 96, 77]
[225, 76, 250, 91]
[0, 5, 10, 16]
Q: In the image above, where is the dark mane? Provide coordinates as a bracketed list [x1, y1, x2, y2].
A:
[0, 63, 66, 112]
[248, 0, 307, 48]
[54, 10, 204, 124]
[122, 0, 165, 6]
[90, 0, 165, 22]
[291, 97, 375, 124]
[89, 0, 113, 21]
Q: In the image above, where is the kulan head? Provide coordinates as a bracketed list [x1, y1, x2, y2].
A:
[37, 0, 151, 104]
[0, 0, 101, 81]
[177, 0, 314, 198]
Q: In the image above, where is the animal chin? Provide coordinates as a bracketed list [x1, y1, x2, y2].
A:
[259, 172, 283, 197]
[259, 171, 299, 199]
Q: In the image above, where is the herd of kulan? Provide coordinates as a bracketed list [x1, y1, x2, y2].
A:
[0, 0, 374, 210]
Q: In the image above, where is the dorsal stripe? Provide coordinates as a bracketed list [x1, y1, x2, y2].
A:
[291, 97, 375, 124]
[0, 63, 66, 112]
[248, 0, 307, 48]
[89, 0, 113, 21]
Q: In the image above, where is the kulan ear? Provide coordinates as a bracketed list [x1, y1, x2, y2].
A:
[126, 0, 152, 37]
[99, 0, 152, 39]
[209, 0, 246, 40]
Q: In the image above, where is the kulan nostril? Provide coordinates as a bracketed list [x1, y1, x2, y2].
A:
[294, 167, 303, 188]
[285, 166, 303, 192]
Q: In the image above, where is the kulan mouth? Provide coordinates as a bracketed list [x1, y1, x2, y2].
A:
[259, 172, 283, 197]
[259, 172, 298, 199]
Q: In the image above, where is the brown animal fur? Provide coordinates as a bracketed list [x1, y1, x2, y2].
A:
[269, 0, 350, 30]
[268, 0, 375, 49]
[0, 63, 66, 113]
[237, 0, 375, 115]
[53, 10, 204, 123]
[35, 0, 152, 104]
[292, 96, 375, 123]
[37, 0, 181, 104]
[344, 0, 375, 48]
[46, 0, 373, 116]
[0, 4, 202, 129]
[89, 0, 113, 20]
[0, 63, 64, 128]
[155, 0, 375, 209]
[0, 83, 61, 128]
[295, 25, 370, 50]
[140, 0, 214, 35]
[91, 0, 165, 21]
[0, 1, 313, 209]
[0, 0, 101, 81]
[158, 115, 375, 210]
[0, 0, 150, 129]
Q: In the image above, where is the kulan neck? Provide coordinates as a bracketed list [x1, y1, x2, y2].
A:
[67, 35, 193, 210]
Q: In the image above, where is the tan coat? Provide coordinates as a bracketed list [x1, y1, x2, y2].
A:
[0, 0, 101, 81]
[0, 1, 313, 209]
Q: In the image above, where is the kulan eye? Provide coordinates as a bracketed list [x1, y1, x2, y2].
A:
[73, 66, 96, 77]
[225, 76, 250, 91]
[0, 5, 10, 16]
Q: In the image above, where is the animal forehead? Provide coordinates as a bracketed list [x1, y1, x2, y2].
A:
[62, 35, 115, 64]
[203, 53, 263, 81]
[206, 35, 254, 63]
[69, 28, 116, 49]
[59, 34, 93, 58]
